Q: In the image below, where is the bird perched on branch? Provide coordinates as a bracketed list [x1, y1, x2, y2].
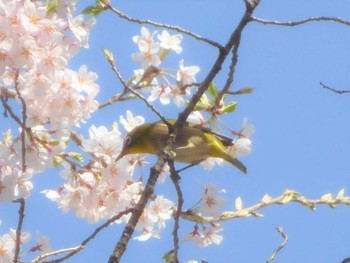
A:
[116, 120, 246, 174]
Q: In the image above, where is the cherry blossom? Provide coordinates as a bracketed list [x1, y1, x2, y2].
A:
[0, 232, 15, 262]
[198, 184, 227, 217]
[187, 111, 206, 125]
[229, 118, 254, 157]
[119, 110, 145, 132]
[198, 225, 224, 247]
[183, 224, 224, 247]
[132, 27, 161, 69]
[157, 30, 183, 54]
[29, 233, 52, 255]
[134, 195, 174, 241]
[177, 59, 200, 86]
[82, 125, 123, 163]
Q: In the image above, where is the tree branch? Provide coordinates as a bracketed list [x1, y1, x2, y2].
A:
[181, 189, 350, 224]
[106, 5, 223, 50]
[108, 1, 261, 262]
[176, 0, 260, 128]
[108, 156, 170, 263]
[13, 198, 25, 263]
[169, 161, 184, 263]
[266, 226, 288, 263]
[103, 50, 170, 125]
[40, 208, 134, 263]
[320, 82, 350, 95]
[215, 31, 242, 107]
[251, 16, 350, 27]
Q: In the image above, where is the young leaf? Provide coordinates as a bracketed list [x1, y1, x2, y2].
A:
[336, 188, 345, 199]
[208, 82, 218, 98]
[239, 87, 255, 94]
[82, 5, 105, 16]
[235, 196, 243, 210]
[223, 101, 237, 113]
[102, 48, 114, 64]
[46, 0, 60, 15]
[321, 193, 333, 202]
[261, 194, 272, 204]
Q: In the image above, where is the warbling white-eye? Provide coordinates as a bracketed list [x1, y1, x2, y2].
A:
[116, 120, 246, 174]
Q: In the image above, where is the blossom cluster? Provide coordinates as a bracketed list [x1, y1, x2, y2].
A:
[131, 27, 200, 107]
[0, 0, 98, 200]
[43, 112, 174, 240]
[0, 0, 99, 129]
[0, 1, 254, 259]
[0, 1, 99, 259]
[0, 227, 52, 262]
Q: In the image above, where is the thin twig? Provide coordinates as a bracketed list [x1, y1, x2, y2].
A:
[106, 5, 223, 50]
[31, 247, 79, 263]
[181, 189, 350, 224]
[98, 91, 130, 109]
[169, 161, 184, 263]
[104, 52, 169, 126]
[0, 95, 23, 126]
[13, 198, 25, 263]
[12, 69, 27, 263]
[14, 70, 27, 173]
[320, 82, 350, 95]
[266, 226, 288, 263]
[251, 16, 350, 27]
[40, 208, 134, 263]
[215, 32, 242, 107]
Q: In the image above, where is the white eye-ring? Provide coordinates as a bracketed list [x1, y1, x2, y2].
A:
[125, 136, 132, 146]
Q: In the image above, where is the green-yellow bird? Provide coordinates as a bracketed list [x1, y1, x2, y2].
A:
[116, 120, 246, 174]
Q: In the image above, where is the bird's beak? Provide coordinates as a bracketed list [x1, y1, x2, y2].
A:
[115, 150, 124, 163]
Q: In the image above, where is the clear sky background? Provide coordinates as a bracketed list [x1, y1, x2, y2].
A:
[1, 0, 349, 262]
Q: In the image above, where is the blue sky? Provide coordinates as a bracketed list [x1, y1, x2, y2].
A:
[1, 0, 349, 262]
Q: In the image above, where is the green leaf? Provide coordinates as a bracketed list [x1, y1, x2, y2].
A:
[235, 196, 243, 210]
[70, 152, 84, 162]
[162, 251, 175, 263]
[299, 196, 316, 211]
[102, 48, 114, 64]
[53, 156, 62, 167]
[222, 101, 237, 113]
[46, 0, 60, 15]
[208, 82, 218, 98]
[82, 5, 104, 16]
[239, 87, 255, 94]
[336, 188, 345, 199]
[321, 193, 333, 202]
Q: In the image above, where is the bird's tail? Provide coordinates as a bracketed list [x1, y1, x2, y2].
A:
[225, 155, 247, 174]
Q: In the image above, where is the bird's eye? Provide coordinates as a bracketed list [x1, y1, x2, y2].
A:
[125, 136, 132, 146]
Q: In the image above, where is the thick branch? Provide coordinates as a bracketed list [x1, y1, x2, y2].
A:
[176, 0, 260, 127]
[108, 1, 262, 261]
[108, 157, 169, 263]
